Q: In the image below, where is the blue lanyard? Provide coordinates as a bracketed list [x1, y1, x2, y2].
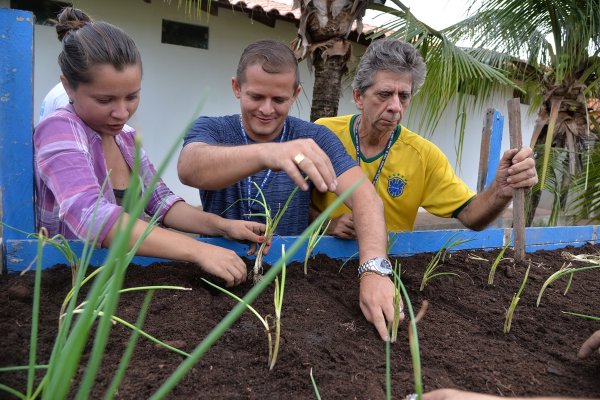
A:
[353, 115, 396, 185]
[238, 115, 288, 219]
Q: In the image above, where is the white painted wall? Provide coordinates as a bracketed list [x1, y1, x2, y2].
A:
[26, 0, 537, 207]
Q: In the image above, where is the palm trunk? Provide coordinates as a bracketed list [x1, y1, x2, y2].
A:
[309, 48, 348, 121]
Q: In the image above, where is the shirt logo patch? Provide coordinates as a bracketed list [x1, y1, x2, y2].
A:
[387, 174, 406, 198]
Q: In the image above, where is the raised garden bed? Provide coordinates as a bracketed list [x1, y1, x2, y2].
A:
[1, 244, 599, 399]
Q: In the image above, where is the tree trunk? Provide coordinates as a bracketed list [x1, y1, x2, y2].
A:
[310, 49, 347, 121]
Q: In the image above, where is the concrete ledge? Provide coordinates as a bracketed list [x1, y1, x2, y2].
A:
[3, 225, 599, 273]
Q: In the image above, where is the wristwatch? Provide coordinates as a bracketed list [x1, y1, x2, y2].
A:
[357, 257, 393, 277]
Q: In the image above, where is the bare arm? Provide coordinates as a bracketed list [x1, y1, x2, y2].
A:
[458, 147, 537, 230]
[178, 139, 337, 192]
[337, 166, 396, 340]
[102, 213, 247, 287]
[162, 201, 266, 242]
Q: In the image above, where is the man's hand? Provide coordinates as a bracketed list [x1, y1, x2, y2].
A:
[327, 214, 356, 239]
[359, 274, 397, 340]
[262, 139, 337, 192]
[578, 330, 600, 359]
[495, 147, 538, 198]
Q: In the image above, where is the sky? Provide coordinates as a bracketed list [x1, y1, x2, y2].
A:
[365, 0, 476, 30]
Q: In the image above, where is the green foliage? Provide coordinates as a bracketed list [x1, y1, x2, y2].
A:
[244, 181, 300, 282]
[303, 217, 331, 274]
[390, 260, 402, 343]
[537, 263, 600, 306]
[488, 240, 512, 285]
[420, 233, 471, 291]
[504, 264, 530, 334]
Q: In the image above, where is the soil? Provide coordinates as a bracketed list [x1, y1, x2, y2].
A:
[1, 244, 600, 399]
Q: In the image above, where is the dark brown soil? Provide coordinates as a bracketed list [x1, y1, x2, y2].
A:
[1, 244, 600, 399]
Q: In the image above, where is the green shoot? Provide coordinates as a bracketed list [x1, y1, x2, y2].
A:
[270, 244, 287, 370]
[309, 368, 322, 400]
[390, 260, 402, 343]
[338, 250, 359, 273]
[488, 240, 512, 285]
[246, 181, 300, 283]
[561, 311, 600, 321]
[420, 233, 470, 291]
[201, 278, 274, 365]
[395, 275, 427, 400]
[303, 218, 331, 274]
[387, 231, 401, 254]
[536, 263, 600, 306]
[504, 264, 530, 334]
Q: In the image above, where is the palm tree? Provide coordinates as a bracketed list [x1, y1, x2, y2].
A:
[373, 0, 600, 224]
[291, 0, 370, 121]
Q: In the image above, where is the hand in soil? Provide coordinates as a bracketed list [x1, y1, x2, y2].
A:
[578, 330, 600, 359]
[359, 273, 398, 340]
[194, 244, 247, 287]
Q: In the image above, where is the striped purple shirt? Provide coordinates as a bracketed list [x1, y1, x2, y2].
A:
[34, 105, 182, 244]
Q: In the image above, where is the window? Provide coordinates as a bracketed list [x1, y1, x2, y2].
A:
[11, 0, 71, 26]
[161, 19, 209, 50]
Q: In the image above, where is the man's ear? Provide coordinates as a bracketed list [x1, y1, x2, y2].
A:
[352, 88, 363, 110]
[231, 77, 241, 99]
[291, 84, 302, 102]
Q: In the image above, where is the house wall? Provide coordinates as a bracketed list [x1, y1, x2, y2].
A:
[24, 0, 536, 206]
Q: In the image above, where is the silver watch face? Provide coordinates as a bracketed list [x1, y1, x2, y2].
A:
[358, 257, 392, 276]
[375, 258, 392, 274]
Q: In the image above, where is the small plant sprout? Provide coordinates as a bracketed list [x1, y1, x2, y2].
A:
[561, 251, 600, 263]
[488, 240, 512, 285]
[303, 217, 331, 274]
[244, 181, 299, 283]
[536, 262, 600, 306]
[420, 233, 471, 291]
[393, 275, 429, 400]
[390, 260, 403, 343]
[504, 264, 530, 334]
[561, 311, 600, 321]
[310, 368, 322, 400]
[202, 246, 287, 371]
[270, 244, 287, 370]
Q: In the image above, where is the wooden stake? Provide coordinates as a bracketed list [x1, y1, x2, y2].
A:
[507, 98, 525, 261]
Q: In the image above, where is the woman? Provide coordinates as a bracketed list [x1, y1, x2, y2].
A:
[35, 7, 265, 287]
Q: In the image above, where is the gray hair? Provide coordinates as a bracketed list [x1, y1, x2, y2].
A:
[352, 38, 426, 95]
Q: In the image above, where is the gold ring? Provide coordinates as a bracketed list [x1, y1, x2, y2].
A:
[293, 153, 305, 166]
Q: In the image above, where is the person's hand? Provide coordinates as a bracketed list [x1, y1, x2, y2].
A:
[192, 243, 247, 287]
[261, 138, 337, 193]
[494, 147, 538, 197]
[221, 220, 267, 247]
[359, 274, 398, 340]
[578, 329, 600, 359]
[327, 214, 356, 239]
[423, 389, 500, 400]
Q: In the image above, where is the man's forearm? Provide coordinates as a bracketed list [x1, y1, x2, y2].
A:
[339, 168, 387, 262]
[178, 142, 267, 190]
[458, 182, 512, 231]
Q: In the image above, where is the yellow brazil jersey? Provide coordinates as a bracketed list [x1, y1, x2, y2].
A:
[312, 114, 476, 232]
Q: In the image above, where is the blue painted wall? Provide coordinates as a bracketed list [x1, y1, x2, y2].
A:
[1, 9, 36, 270]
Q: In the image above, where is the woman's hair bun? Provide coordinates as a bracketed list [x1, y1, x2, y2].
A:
[55, 7, 93, 42]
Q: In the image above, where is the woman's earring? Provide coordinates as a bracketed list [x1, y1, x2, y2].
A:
[68, 98, 74, 104]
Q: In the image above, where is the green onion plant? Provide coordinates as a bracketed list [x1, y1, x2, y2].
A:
[245, 182, 300, 283]
[303, 217, 331, 274]
[390, 260, 402, 343]
[420, 233, 471, 291]
[488, 240, 512, 285]
[504, 264, 530, 334]
[536, 263, 600, 306]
